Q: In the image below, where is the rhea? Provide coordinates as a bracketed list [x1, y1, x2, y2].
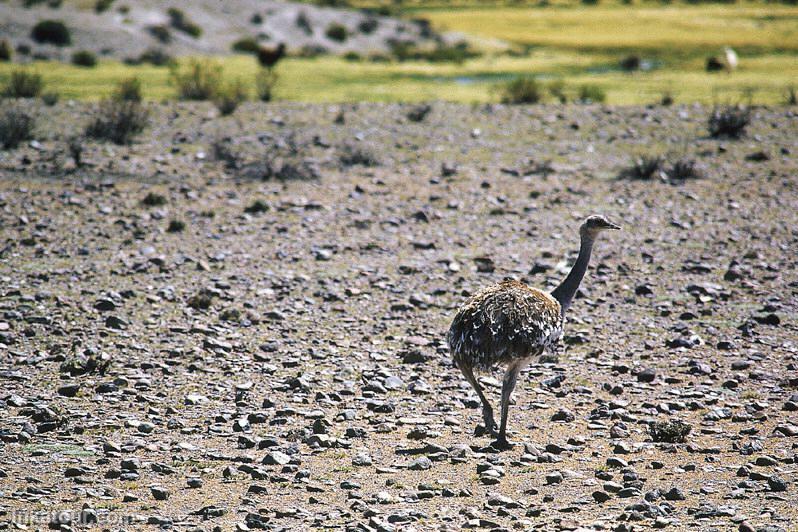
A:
[447, 215, 620, 449]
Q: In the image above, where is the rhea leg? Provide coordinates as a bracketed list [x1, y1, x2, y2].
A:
[458, 362, 497, 436]
[493, 361, 523, 449]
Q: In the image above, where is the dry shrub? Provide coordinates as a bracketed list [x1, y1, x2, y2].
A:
[0, 104, 35, 149]
[85, 100, 149, 145]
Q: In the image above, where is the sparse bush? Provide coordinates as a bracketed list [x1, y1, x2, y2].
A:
[251, 13, 263, 25]
[339, 142, 380, 166]
[85, 100, 149, 145]
[241, 145, 320, 180]
[67, 136, 83, 168]
[390, 40, 476, 64]
[171, 60, 222, 101]
[667, 157, 704, 180]
[368, 53, 391, 63]
[71, 50, 97, 67]
[343, 51, 361, 62]
[148, 25, 172, 44]
[217, 133, 319, 181]
[296, 12, 313, 35]
[210, 136, 238, 169]
[113, 77, 142, 102]
[0, 104, 36, 149]
[406, 104, 431, 123]
[95, 0, 114, 13]
[244, 199, 269, 213]
[785, 86, 798, 106]
[0, 40, 12, 62]
[31, 20, 71, 46]
[500, 76, 542, 104]
[577, 84, 606, 103]
[41, 92, 59, 106]
[2, 70, 44, 98]
[660, 91, 674, 106]
[187, 289, 213, 310]
[167, 219, 185, 232]
[297, 44, 327, 58]
[358, 18, 379, 34]
[219, 308, 241, 322]
[423, 42, 475, 64]
[620, 154, 703, 182]
[413, 17, 434, 38]
[649, 420, 691, 443]
[142, 192, 167, 206]
[619, 54, 641, 71]
[255, 69, 278, 102]
[232, 37, 260, 54]
[548, 80, 567, 103]
[134, 48, 174, 67]
[708, 105, 751, 139]
[214, 80, 247, 116]
[325, 23, 348, 42]
[619, 155, 665, 180]
[167, 7, 202, 38]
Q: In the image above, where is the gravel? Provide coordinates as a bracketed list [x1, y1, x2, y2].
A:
[0, 101, 796, 530]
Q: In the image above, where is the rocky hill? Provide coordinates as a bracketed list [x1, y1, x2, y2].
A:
[0, 0, 440, 62]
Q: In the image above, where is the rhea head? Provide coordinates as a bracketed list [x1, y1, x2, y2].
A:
[580, 214, 622, 239]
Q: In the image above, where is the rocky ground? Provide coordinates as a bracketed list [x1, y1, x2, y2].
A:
[0, 101, 797, 531]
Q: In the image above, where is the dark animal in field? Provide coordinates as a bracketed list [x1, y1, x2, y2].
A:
[447, 215, 620, 449]
[707, 48, 737, 73]
[257, 43, 286, 69]
[706, 56, 724, 72]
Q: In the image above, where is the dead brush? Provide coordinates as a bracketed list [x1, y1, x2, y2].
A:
[210, 136, 239, 169]
[619, 154, 704, 182]
[241, 153, 319, 181]
[85, 99, 149, 145]
[619, 155, 665, 180]
[339, 142, 380, 167]
[667, 157, 705, 180]
[708, 105, 751, 139]
[406, 104, 432, 123]
[649, 420, 691, 443]
[0, 103, 35, 149]
[212, 133, 319, 181]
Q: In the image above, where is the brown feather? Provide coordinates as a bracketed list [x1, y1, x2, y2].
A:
[448, 279, 562, 371]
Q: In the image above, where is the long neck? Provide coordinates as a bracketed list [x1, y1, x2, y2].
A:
[551, 233, 594, 315]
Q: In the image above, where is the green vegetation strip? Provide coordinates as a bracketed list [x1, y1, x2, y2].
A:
[1, 4, 796, 104]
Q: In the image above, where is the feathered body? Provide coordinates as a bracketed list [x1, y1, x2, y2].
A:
[446, 214, 620, 449]
[448, 280, 563, 372]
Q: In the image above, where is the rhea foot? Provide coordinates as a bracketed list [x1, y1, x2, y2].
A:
[474, 421, 498, 437]
[490, 435, 514, 451]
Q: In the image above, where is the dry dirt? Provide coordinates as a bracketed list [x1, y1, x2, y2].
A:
[0, 101, 797, 531]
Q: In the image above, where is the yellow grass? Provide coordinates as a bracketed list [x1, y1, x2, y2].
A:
[419, 4, 798, 51]
[1, 51, 796, 105]
[1, 3, 796, 105]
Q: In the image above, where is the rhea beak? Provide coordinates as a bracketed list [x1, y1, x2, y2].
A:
[606, 221, 622, 231]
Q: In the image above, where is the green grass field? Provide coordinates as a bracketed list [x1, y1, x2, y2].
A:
[2, 3, 796, 105]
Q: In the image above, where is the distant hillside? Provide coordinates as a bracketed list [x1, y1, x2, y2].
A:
[0, 0, 443, 62]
